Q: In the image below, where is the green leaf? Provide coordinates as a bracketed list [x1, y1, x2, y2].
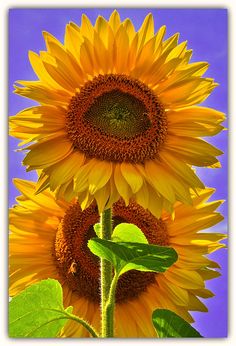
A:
[9, 279, 72, 338]
[93, 223, 101, 238]
[88, 238, 177, 276]
[152, 309, 202, 338]
[112, 223, 148, 244]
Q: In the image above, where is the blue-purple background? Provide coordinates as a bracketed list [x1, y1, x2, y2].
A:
[8, 8, 228, 337]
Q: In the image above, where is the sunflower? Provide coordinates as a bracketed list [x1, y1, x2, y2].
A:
[9, 179, 226, 337]
[9, 11, 225, 216]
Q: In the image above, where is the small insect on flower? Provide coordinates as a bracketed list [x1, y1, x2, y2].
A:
[69, 261, 78, 276]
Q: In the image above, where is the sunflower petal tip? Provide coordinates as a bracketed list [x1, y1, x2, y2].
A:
[12, 177, 21, 186]
[42, 30, 49, 38]
[109, 9, 121, 23]
[81, 13, 89, 20]
[111, 9, 119, 15]
[28, 50, 36, 57]
[146, 12, 154, 19]
[159, 24, 167, 34]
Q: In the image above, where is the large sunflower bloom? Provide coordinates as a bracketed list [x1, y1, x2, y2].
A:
[9, 179, 226, 337]
[10, 11, 225, 215]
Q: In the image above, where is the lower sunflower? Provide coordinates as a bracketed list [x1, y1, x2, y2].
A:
[9, 179, 225, 337]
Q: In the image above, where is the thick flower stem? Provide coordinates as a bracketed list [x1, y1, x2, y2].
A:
[100, 208, 113, 337]
[103, 273, 119, 337]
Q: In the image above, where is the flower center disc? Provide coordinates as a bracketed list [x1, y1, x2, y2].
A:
[54, 201, 169, 304]
[66, 74, 167, 163]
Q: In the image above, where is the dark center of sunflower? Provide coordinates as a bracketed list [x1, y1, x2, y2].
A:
[66, 74, 167, 163]
[84, 90, 150, 139]
[53, 201, 169, 305]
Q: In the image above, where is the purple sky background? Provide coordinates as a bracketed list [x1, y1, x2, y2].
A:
[8, 8, 228, 338]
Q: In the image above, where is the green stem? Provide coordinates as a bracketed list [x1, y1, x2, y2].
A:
[64, 311, 99, 338]
[104, 273, 119, 337]
[100, 208, 113, 337]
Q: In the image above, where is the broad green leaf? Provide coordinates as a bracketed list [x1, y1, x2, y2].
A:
[9, 279, 72, 338]
[152, 309, 202, 338]
[93, 223, 101, 237]
[112, 223, 148, 244]
[88, 238, 177, 276]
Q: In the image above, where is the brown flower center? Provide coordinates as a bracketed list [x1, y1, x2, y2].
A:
[66, 74, 167, 163]
[54, 201, 169, 304]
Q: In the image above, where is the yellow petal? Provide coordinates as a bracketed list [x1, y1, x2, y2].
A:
[180, 49, 193, 65]
[80, 37, 97, 75]
[88, 160, 112, 194]
[41, 36, 85, 87]
[35, 172, 50, 194]
[127, 33, 139, 70]
[160, 151, 204, 189]
[166, 41, 187, 62]
[162, 33, 179, 53]
[165, 80, 218, 108]
[191, 288, 214, 299]
[157, 276, 189, 306]
[94, 183, 110, 213]
[188, 294, 208, 312]
[135, 180, 149, 209]
[159, 78, 209, 105]
[158, 162, 193, 205]
[120, 163, 143, 193]
[164, 268, 205, 289]
[13, 179, 62, 216]
[106, 174, 120, 208]
[14, 80, 72, 106]
[158, 62, 209, 93]
[168, 121, 224, 137]
[146, 183, 163, 218]
[168, 213, 224, 235]
[10, 105, 66, 129]
[93, 30, 109, 74]
[114, 164, 132, 205]
[167, 106, 225, 125]
[80, 14, 94, 41]
[199, 269, 221, 280]
[150, 58, 182, 87]
[171, 228, 226, 245]
[154, 25, 166, 55]
[123, 18, 136, 41]
[114, 25, 129, 73]
[95, 15, 110, 46]
[165, 135, 223, 166]
[45, 151, 85, 190]
[42, 59, 77, 91]
[23, 136, 73, 169]
[28, 51, 62, 89]
[74, 159, 97, 193]
[63, 180, 77, 202]
[137, 13, 154, 50]
[64, 23, 83, 61]
[145, 160, 175, 203]
[109, 10, 121, 33]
